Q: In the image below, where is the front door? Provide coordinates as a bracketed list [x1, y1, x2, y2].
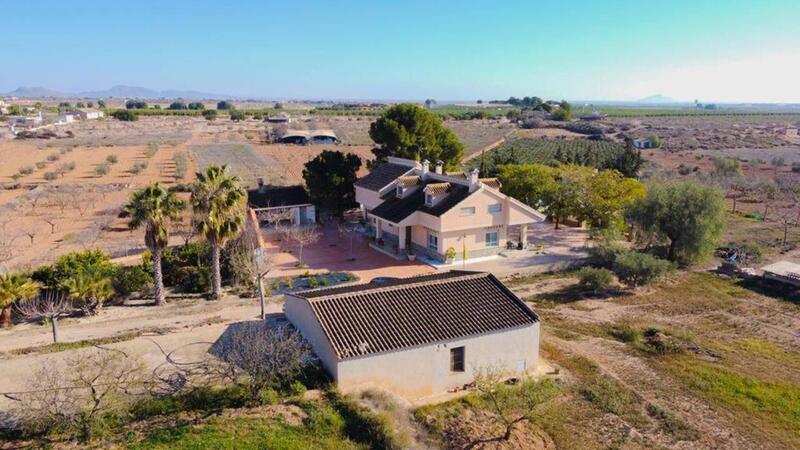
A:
[405, 226, 412, 250]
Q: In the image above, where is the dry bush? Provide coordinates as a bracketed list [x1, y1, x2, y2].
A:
[14, 349, 145, 440]
[210, 321, 310, 399]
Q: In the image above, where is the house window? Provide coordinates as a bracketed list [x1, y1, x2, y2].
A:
[460, 206, 476, 216]
[396, 185, 404, 196]
[427, 233, 438, 251]
[425, 193, 434, 206]
[488, 203, 502, 213]
[450, 346, 465, 372]
[485, 231, 498, 247]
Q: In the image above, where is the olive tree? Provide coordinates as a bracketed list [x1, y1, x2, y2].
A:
[626, 181, 726, 265]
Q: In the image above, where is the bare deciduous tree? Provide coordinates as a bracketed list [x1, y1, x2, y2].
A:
[337, 220, 358, 261]
[14, 349, 144, 441]
[282, 224, 320, 268]
[227, 222, 274, 319]
[210, 322, 310, 399]
[16, 292, 72, 343]
[467, 367, 559, 444]
[43, 215, 58, 234]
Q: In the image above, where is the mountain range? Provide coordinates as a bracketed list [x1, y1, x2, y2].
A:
[4, 85, 237, 100]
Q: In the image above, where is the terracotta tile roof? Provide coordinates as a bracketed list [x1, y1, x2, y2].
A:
[480, 178, 501, 189]
[397, 175, 421, 187]
[446, 171, 467, 179]
[354, 163, 413, 191]
[424, 182, 451, 195]
[293, 271, 539, 359]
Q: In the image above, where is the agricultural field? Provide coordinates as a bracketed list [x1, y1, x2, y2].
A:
[606, 114, 800, 151]
[444, 119, 516, 158]
[468, 137, 628, 175]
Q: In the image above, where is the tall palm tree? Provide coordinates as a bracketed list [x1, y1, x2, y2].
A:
[0, 273, 40, 328]
[191, 165, 246, 298]
[126, 183, 185, 306]
[62, 271, 113, 316]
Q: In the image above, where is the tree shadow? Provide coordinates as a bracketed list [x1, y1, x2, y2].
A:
[735, 277, 800, 306]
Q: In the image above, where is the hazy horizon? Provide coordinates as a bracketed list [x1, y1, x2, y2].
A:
[3, 0, 799, 103]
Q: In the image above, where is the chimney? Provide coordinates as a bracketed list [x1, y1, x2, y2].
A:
[469, 168, 480, 191]
[421, 159, 430, 176]
[435, 160, 443, 175]
[257, 177, 265, 193]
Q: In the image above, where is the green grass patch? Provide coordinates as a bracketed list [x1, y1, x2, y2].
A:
[662, 356, 800, 448]
[5, 331, 142, 356]
[129, 416, 365, 450]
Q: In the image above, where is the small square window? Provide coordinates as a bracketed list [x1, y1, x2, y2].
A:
[450, 346, 465, 372]
[460, 206, 476, 216]
[425, 193, 433, 205]
[485, 231, 498, 247]
[488, 203, 502, 213]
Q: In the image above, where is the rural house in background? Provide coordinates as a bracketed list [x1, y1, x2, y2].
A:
[77, 109, 104, 120]
[355, 156, 546, 263]
[247, 180, 316, 225]
[284, 271, 540, 399]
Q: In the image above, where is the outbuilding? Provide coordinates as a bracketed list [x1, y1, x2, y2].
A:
[247, 179, 316, 225]
[284, 270, 540, 399]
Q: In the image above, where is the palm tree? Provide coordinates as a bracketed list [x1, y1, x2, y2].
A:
[62, 271, 113, 316]
[191, 165, 246, 298]
[0, 273, 40, 328]
[126, 183, 185, 306]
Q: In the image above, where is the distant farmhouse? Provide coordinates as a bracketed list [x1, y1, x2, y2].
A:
[277, 129, 339, 145]
[355, 157, 545, 262]
[265, 113, 291, 123]
[633, 138, 656, 149]
[77, 109, 104, 120]
[285, 270, 540, 399]
[247, 179, 316, 225]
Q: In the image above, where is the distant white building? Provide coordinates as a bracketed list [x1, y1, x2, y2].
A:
[633, 138, 655, 149]
[10, 112, 43, 128]
[77, 109, 104, 120]
[58, 112, 76, 124]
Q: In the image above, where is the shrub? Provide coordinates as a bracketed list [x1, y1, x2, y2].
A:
[144, 143, 158, 158]
[613, 251, 672, 287]
[33, 249, 116, 291]
[202, 109, 218, 121]
[47, 152, 61, 162]
[106, 154, 119, 164]
[111, 109, 137, 121]
[43, 172, 58, 181]
[130, 162, 147, 174]
[94, 162, 111, 176]
[309, 277, 319, 288]
[18, 165, 35, 176]
[156, 242, 212, 292]
[35, 161, 47, 169]
[229, 110, 246, 121]
[112, 264, 153, 297]
[173, 153, 188, 179]
[577, 267, 614, 293]
[258, 388, 281, 405]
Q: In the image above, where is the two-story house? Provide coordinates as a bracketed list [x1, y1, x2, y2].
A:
[354, 156, 545, 262]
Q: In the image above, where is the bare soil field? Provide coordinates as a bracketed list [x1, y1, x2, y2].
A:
[443, 120, 516, 157]
[608, 115, 800, 151]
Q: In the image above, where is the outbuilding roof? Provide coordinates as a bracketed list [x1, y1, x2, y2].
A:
[248, 185, 310, 208]
[354, 162, 414, 191]
[291, 271, 539, 360]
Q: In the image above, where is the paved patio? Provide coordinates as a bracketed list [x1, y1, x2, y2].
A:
[262, 221, 589, 282]
[263, 223, 435, 282]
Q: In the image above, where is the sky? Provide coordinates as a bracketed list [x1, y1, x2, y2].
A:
[2, 0, 800, 103]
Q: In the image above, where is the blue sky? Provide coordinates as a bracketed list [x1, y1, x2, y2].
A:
[3, 1, 799, 102]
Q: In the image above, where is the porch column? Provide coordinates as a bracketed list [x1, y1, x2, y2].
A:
[398, 226, 406, 250]
[520, 224, 528, 247]
[293, 207, 302, 225]
[375, 219, 382, 239]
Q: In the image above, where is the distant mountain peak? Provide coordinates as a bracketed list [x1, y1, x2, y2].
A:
[637, 94, 675, 103]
